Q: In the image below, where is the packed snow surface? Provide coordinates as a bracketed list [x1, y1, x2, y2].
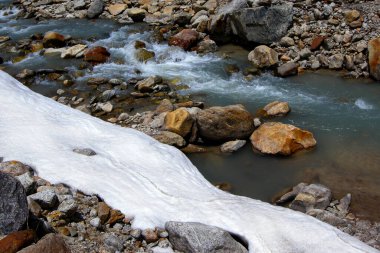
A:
[0, 71, 378, 253]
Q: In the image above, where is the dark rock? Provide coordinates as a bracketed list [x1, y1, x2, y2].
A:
[0, 230, 35, 253]
[87, 0, 104, 19]
[277, 62, 298, 77]
[28, 190, 58, 209]
[18, 233, 71, 253]
[73, 148, 96, 156]
[0, 57, 3, 64]
[166, 221, 247, 253]
[42, 32, 66, 48]
[169, 29, 199, 51]
[0, 172, 29, 235]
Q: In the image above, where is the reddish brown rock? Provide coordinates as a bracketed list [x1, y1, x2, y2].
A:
[42, 32, 66, 48]
[310, 36, 325, 51]
[0, 230, 35, 253]
[368, 38, 380, 81]
[250, 122, 316, 155]
[168, 29, 199, 51]
[98, 202, 111, 224]
[142, 229, 159, 243]
[18, 233, 71, 253]
[84, 46, 110, 63]
[107, 209, 125, 225]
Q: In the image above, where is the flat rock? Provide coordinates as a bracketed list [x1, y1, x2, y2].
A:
[263, 101, 290, 116]
[29, 190, 58, 209]
[165, 221, 248, 253]
[153, 131, 186, 148]
[220, 140, 246, 153]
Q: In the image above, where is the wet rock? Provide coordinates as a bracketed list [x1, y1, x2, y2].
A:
[98, 202, 111, 224]
[166, 221, 248, 253]
[18, 233, 71, 253]
[73, 148, 96, 156]
[328, 54, 344, 70]
[196, 39, 217, 54]
[156, 99, 174, 114]
[61, 44, 87, 59]
[0, 161, 31, 176]
[135, 48, 155, 62]
[180, 144, 209, 154]
[84, 46, 110, 63]
[153, 131, 186, 148]
[126, 8, 146, 22]
[136, 75, 162, 93]
[276, 182, 308, 204]
[337, 193, 351, 214]
[290, 184, 332, 213]
[134, 40, 146, 49]
[197, 105, 255, 142]
[277, 62, 298, 77]
[224, 64, 240, 75]
[0, 230, 35, 253]
[368, 38, 380, 80]
[16, 69, 35, 79]
[248, 45, 278, 68]
[0, 172, 29, 235]
[16, 172, 36, 195]
[108, 4, 127, 16]
[263, 101, 290, 116]
[164, 108, 194, 138]
[220, 140, 246, 153]
[169, 29, 199, 51]
[87, 0, 104, 19]
[43, 31, 66, 48]
[29, 190, 58, 209]
[142, 228, 158, 243]
[228, 4, 293, 44]
[0, 36, 10, 43]
[250, 122, 316, 155]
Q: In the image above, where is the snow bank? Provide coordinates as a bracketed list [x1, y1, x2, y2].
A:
[0, 71, 377, 253]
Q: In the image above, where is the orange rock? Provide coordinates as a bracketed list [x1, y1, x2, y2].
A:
[168, 29, 199, 51]
[98, 202, 111, 224]
[107, 209, 125, 225]
[310, 36, 325, 51]
[164, 108, 194, 137]
[368, 38, 380, 81]
[0, 230, 35, 253]
[84, 46, 110, 63]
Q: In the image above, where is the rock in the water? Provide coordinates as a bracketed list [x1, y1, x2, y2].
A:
[250, 122, 316, 155]
[87, 0, 104, 18]
[73, 148, 96, 156]
[84, 46, 110, 63]
[126, 8, 146, 22]
[0, 161, 31, 176]
[153, 131, 186, 148]
[42, 32, 65, 48]
[136, 75, 162, 93]
[0, 172, 29, 235]
[165, 221, 247, 253]
[164, 108, 194, 137]
[263, 101, 290, 116]
[248, 45, 278, 68]
[196, 105, 255, 142]
[290, 184, 332, 213]
[368, 38, 380, 81]
[196, 39, 217, 54]
[135, 48, 155, 62]
[277, 62, 298, 77]
[0, 230, 35, 252]
[168, 29, 199, 51]
[228, 4, 293, 44]
[220, 140, 246, 153]
[61, 44, 87, 59]
[29, 190, 58, 209]
[18, 233, 71, 253]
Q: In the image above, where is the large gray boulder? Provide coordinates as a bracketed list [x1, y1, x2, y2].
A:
[165, 221, 248, 253]
[0, 172, 29, 235]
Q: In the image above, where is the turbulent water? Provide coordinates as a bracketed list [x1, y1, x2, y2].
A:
[1, 4, 380, 220]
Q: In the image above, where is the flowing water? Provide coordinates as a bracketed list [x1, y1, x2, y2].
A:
[1, 2, 380, 220]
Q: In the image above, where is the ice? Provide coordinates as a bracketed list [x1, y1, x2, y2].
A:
[0, 70, 377, 253]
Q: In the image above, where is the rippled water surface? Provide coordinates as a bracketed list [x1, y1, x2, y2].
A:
[1, 3, 380, 220]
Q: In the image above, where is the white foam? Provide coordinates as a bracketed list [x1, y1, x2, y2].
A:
[355, 98, 374, 110]
[0, 71, 378, 253]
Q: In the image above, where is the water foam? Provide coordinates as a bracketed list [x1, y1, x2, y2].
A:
[355, 98, 374, 110]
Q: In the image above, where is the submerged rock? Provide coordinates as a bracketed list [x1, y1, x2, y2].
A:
[135, 48, 155, 62]
[165, 221, 248, 253]
[368, 38, 380, 81]
[250, 122, 316, 155]
[248, 45, 278, 68]
[0, 172, 29, 235]
[197, 105, 255, 142]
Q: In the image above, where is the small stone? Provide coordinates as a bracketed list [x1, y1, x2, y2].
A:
[328, 54, 344, 69]
[103, 233, 124, 252]
[130, 229, 142, 239]
[90, 217, 101, 228]
[73, 148, 96, 156]
[16, 172, 36, 195]
[126, 8, 146, 22]
[142, 228, 159, 243]
[58, 198, 78, 216]
[87, 0, 104, 19]
[107, 209, 124, 225]
[220, 140, 246, 153]
[117, 113, 130, 121]
[277, 62, 298, 77]
[279, 36, 295, 47]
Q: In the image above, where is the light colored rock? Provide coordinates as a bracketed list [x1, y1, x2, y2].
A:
[263, 101, 290, 116]
[61, 44, 87, 59]
[164, 108, 194, 137]
[153, 131, 186, 148]
[127, 8, 146, 22]
[220, 140, 246, 153]
[280, 36, 295, 47]
[108, 4, 127, 16]
[248, 45, 278, 68]
[90, 217, 101, 228]
[136, 76, 162, 92]
[58, 198, 78, 216]
[87, 0, 104, 18]
[250, 122, 316, 155]
[290, 184, 332, 213]
[16, 172, 36, 195]
[277, 62, 298, 77]
[29, 190, 58, 209]
[328, 54, 344, 69]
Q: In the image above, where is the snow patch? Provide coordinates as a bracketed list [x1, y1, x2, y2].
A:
[0, 71, 377, 253]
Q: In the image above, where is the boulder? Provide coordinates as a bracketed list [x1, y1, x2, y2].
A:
[168, 29, 199, 51]
[228, 4, 293, 44]
[153, 131, 186, 148]
[135, 48, 155, 62]
[276, 62, 298, 77]
[126, 8, 146, 22]
[87, 0, 104, 19]
[196, 105, 255, 142]
[61, 44, 87, 59]
[165, 221, 247, 253]
[263, 101, 290, 116]
[155, 99, 174, 114]
[220, 140, 246, 153]
[290, 184, 332, 213]
[84, 46, 110, 63]
[0, 172, 29, 235]
[164, 108, 194, 137]
[108, 4, 127, 16]
[0, 230, 35, 253]
[368, 38, 380, 80]
[250, 122, 316, 155]
[18, 233, 71, 253]
[248, 45, 278, 68]
[42, 32, 65, 48]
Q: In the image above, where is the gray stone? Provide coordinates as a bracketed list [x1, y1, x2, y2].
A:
[290, 184, 332, 213]
[299, 48, 312, 60]
[90, 217, 101, 228]
[229, 4, 293, 44]
[16, 172, 36, 195]
[0, 172, 29, 235]
[337, 193, 351, 214]
[100, 89, 116, 102]
[279, 36, 295, 47]
[166, 221, 248, 253]
[58, 198, 78, 216]
[73, 148, 96, 156]
[220, 140, 246, 153]
[276, 182, 307, 204]
[29, 190, 58, 209]
[73, 0, 86, 10]
[277, 62, 298, 77]
[153, 131, 186, 148]
[87, 0, 104, 18]
[328, 54, 344, 69]
[103, 233, 124, 252]
[130, 228, 141, 238]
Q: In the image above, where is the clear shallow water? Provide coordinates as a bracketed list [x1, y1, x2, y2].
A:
[1, 8, 380, 220]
